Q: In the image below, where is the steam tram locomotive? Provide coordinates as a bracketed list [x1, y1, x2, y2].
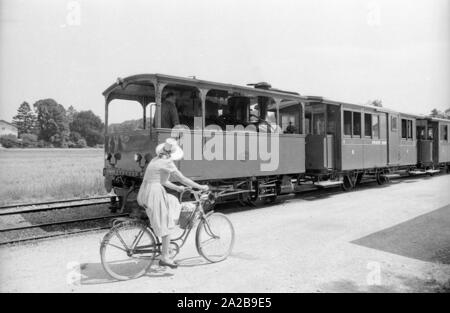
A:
[102, 74, 450, 211]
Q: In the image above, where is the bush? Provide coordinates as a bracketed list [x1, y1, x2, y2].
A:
[21, 133, 38, 148]
[76, 138, 87, 148]
[0, 134, 21, 148]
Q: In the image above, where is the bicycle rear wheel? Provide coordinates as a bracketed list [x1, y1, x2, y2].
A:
[100, 221, 158, 280]
[196, 212, 235, 263]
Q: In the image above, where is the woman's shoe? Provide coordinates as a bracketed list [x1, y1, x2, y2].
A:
[159, 259, 178, 269]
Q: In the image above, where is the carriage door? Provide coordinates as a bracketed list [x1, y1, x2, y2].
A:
[388, 113, 400, 165]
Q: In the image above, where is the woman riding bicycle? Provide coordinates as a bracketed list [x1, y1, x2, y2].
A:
[137, 138, 209, 269]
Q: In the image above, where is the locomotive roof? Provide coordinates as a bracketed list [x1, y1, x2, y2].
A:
[103, 73, 310, 103]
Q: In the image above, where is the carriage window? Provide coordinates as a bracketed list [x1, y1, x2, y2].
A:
[407, 120, 413, 139]
[441, 125, 448, 141]
[344, 111, 352, 136]
[417, 126, 426, 140]
[372, 115, 379, 139]
[428, 127, 434, 140]
[353, 112, 361, 136]
[313, 113, 325, 135]
[364, 113, 372, 137]
[379, 115, 387, 139]
[401, 119, 407, 139]
[391, 116, 398, 131]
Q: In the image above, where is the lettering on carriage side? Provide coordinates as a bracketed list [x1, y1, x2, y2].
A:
[177, 297, 211, 310]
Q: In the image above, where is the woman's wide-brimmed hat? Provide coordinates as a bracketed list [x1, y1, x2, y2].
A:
[155, 138, 184, 161]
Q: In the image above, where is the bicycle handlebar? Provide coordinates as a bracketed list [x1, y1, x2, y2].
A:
[179, 188, 212, 202]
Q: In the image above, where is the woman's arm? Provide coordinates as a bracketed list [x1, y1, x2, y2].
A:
[171, 170, 206, 190]
[163, 181, 184, 193]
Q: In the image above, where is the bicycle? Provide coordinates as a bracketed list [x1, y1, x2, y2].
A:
[100, 188, 235, 281]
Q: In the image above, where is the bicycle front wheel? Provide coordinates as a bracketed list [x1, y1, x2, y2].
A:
[100, 221, 158, 281]
[196, 212, 235, 263]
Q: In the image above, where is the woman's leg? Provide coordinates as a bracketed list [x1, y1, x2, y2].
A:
[161, 234, 171, 261]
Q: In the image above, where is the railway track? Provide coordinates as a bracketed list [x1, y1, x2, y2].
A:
[0, 196, 127, 245]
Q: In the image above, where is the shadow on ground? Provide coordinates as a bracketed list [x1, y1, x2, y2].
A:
[321, 276, 450, 293]
[352, 204, 450, 265]
[79, 261, 173, 285]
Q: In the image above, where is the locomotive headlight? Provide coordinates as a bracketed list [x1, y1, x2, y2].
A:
[114, 153, 121, 161]
[105, 153, 112, 161]
[134, 153, 142, 162]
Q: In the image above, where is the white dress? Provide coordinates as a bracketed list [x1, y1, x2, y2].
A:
[137, 157, 181, 237]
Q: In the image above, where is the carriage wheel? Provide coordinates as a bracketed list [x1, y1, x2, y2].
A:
[355, 173, 363, 186]
[376, 172, 388, 185]
[341, 175, 353, 191]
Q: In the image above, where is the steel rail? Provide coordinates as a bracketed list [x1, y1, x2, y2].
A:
[0, 226, 112, 245]
[0, 195, 115, 210]
[0, 199, 112, 216]
[0, 213, 128, 232]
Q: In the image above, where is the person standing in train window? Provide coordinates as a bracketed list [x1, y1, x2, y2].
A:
[161, 92, 180, 129]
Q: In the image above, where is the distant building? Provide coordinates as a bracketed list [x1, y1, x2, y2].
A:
[0, 120, 18, 137]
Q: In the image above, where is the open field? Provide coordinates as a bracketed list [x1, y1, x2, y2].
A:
[0, 149, 106, 206]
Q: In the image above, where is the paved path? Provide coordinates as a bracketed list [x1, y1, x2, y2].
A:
[1, 175, 450, 292]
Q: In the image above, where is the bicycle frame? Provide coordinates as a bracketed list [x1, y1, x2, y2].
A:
[126, 190, 218, 256]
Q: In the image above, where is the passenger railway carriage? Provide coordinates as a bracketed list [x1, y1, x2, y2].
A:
[301, 98, 425, 190]
[416, 116, 450, 172]
[102, 74, 449, 211]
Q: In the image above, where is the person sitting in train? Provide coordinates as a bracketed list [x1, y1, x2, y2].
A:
[285, 121, 297, 134]
[161, 92, 180, 128]
[137, 138, 209, 269]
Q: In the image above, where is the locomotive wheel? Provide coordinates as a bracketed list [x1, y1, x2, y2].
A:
[447, 165, 450, 174]
[341, 175, 353, 191]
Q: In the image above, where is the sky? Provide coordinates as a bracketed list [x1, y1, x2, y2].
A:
[0, 0, 449, 124]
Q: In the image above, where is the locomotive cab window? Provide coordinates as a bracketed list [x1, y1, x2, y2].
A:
[279, 101, 303, 134]
[107, 99, 155, 133]
[161, 85, 202, 130]
[441, 125, 448, 141]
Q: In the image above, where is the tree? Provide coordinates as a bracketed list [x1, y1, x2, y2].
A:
[366, 99, 383, 107]
[70, 110, 104, 147]
[12, 102, 37, 137]
[33, 99, 69, 147]
[66, 105, 77, 124]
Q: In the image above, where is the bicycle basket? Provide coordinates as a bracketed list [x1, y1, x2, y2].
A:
[179, 202, 198, 229]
